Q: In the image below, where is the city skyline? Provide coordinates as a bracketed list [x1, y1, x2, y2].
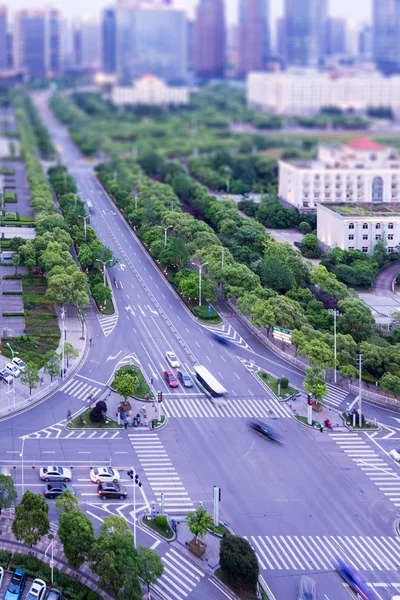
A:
[2, 0, 372, 24]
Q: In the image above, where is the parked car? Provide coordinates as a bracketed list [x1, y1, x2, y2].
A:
[12, 357, 26, 372]
[98, 482, 128, 499]
[5, 363, 19, 378]
[46, 589, 62, 600]
[298, 576, 316, 600]
[90, 467, 120, 484]
[39, 466, 72, 482]
[25, 579, 46, 600]
[177, 370, 193, 388]
[390, 448, 400, 462]
[44, 483, 74, 499]
[164, 370, 178, 388]
[166, 351, 180, 368]
[5, 569, 27, 600]
[0, 369, 13, 385]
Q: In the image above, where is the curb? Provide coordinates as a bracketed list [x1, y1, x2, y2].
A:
[209, 572, 240, 600]
[141, 516, 176, 542]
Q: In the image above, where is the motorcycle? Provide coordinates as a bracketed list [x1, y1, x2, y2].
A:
[324, 419, 333, 429]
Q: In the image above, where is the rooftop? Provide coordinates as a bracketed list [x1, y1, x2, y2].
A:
[345, 137, 386, 151]
[323, 203, 400, 217]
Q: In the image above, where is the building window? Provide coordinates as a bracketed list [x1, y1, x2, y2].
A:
[362, 223, 368, 229]
[363, 234, 368, 240]
[388, 234, 394, 240]
[362, 247, 368, 253]
[303, 202, 309, 208]
[349, 223, 354, 229]
[372, 176, 384, 203]
[375, 234, 381, 240]
[389, 222, 394, 229]
[348, 234, 354, 240]
[376, 223, 381, 229]
[388, 247, 394, 253]
[348, 246, 354, 250]
[336, 193, 341, 199]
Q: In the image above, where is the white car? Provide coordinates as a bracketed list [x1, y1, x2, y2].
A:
[390, 448, 400, 462]
[12, 357, 26, 372]
[90, 467, 120, 484]
[5, 363, 19, 378]
[39, 466, 72, 482]
[26, 579, 46, 600]
[166, 351, 180, 368]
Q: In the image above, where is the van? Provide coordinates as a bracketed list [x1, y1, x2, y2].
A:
[86, 200, 94, 214]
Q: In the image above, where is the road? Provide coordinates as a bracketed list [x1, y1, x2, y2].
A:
[0, 90, 393, 600]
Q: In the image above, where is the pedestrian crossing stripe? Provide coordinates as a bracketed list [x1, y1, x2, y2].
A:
[323, 383, 349, 408]
[153, 548, 205, 600]
[330, 433, 400, 507]
[98, 313, 118, 337]
[245, 535, 400, 571]
[60, 377, 103, 401]
[162, 396, 290, 419]
[128, 433, 195, 516]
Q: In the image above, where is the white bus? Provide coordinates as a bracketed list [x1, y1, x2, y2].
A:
[193, 365, 227, 398]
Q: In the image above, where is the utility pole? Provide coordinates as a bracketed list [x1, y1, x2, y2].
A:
[60, 308, 66, 377]
[213, 486, 221, 526]
[221, 247, 225, 269]
[96, 258, 113, 287]
[19, 436, 25, 496]
[193, 261, 209, 308]
[157, 225, 172, 247]
[127, 470, 142, 549]
[358, 354, 363, 427]
[78, 215, 90, 241]
[330, 309, 338, 384]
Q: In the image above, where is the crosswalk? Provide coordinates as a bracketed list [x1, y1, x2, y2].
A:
[323, 383, 349, 408]
[153, 548, 205, 600]
[60, 376, 104, 401]
[98, 313, 119, 337]
[245, 534, 400, 571]
[162, 396, 290, 419]
[24, 425, 123, 440]
[368, 582, 400, 599]
[330, 433, 400, 507]
[211, 323, 251, 350]
[128, 433, 195, 516]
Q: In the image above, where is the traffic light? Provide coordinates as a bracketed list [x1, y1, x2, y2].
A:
[157, 391, 163, 403]
[307, 394, 313, 406]
[219, 488, 222, 502]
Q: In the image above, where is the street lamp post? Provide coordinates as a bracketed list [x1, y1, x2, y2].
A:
[6, 343, 17, 404]
[329, 309, 338, 384]
[193, 261, 209, 307]
[60, 308, 66, 378]
[157, 225, 172, 248]
[19, 435, 25, 496]
[95, 259, 114, 288]
[127, 470, 142, 549]
[358, 353, 363, 428]
[78, 215, 90, 241]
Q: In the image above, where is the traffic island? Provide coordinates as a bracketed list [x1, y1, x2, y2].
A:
[68, 407, 122, 429]
[257, 371, 298, 400]
[142, 515, 173, 540]
[207, 522, 230, 537]
[111, 364, 151, 400]
[342, 412, 379, 430]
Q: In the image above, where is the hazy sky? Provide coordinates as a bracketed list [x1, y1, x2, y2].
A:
[4, 0, 372, 24]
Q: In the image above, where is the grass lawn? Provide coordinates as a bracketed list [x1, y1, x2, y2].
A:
[142, 516, 173, 539]
[208, 522, 230, 536]
[214, 569, 258, 600]
[153, 415, 165, 427]
[295, 415, 321, 428]
[98, 300, 115, 315]
[69, 408, 122, 429]
[112, 364, 150, 399]
[257, 371, 298, 400]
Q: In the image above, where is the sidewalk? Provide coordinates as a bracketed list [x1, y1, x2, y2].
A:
[105, 390, 164, 430]
[285, 394, 347, 431]
[172, 520, 221, 575]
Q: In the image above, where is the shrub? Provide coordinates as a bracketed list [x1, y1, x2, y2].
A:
[299, 221, 312, 234]
[280, 377, 289, 389]
[155, 515, 168, 528]
[220, 535, 259, 590]
[0, 550, 11, 568]
[192, 305, 219, 320]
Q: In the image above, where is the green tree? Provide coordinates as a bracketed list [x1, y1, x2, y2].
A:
[63, 342, 78, 368]
[301, 234, 321, 259]
[380, 372, 400, 395]
[58, 508, 95, 569]
[20, 364, 40, 395]
[301, 340, 334, 368]
[138, 545, 164, 599]
[186, 504, 212, 546]
[163, 237, 190, 269]
[259, 243, 295, 292]
[267, 296, 307, 330]
[55, 488, 79, 515]
[0, 474, 17, 514]
[220, 535, 259, 591]
[43, 352, 60, 382]
[339, 365, 358, 381]
[113, 371, 139, 401]
[12, 490, 50, 547]
[176, 269, 216, 303]
[304, 366, 327, 403]
[12, 253, 20, 276]
[92, 283, 112, 306]
[46, 273, 76, 305]
[338, 298, 375, 343]
[299, 221, 312, 234]
[89, 515, 141, 599]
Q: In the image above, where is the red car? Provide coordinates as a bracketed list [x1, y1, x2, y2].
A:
[164, 370, 178, 388]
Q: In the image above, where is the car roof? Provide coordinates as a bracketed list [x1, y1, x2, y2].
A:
[95, 467, 113, 473]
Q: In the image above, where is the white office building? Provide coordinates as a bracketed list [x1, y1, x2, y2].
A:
[317, 203, 400, 253]
[111, 75, 189, 106]
[279, 137, 400, 210]
[247, 70, 400, 114]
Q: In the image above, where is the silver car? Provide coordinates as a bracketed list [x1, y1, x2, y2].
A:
[39, 466, 72, 482]
[177, 370, 193, 388]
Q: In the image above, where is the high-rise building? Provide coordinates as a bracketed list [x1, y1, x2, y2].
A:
[276, 17, 287, 62]
[194, 0, 225, 80]
[6, 32, 13, 69]
[115, 3, 187, 83]
[0, 6, 7, 71]
[285, 0, 327, 67]
[373, 0, 400, 74]
[325, 17, 346, 55]
[72, 19, 101, 70]
[237, 0, 270, 78]
[187, 20, 195, 70]
[359, 24, 373, 61]
[102, 7, 116, 74]
[14, 9, 61, 78]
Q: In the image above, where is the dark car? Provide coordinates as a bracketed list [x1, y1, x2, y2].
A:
[249, 419, 283, 443]
[335, 558, 379, 600]
[44, 483, 74, 499]
[5, 569, 27, 600]
[97, 482, 128, 500]
[294, 241, 303, 249]
[164, 370, 178, 388]
[212, 333, 231, 345]
[298, 576, 316, 600]
[46, 590, 62, 600]
[177, 370, 193, 388]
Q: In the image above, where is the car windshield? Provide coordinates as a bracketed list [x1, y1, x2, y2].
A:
[8, 583, 20, 593]
[183, 374, 190, 380]
[170, 375, 177, 381]
[169, 354, 177, 360]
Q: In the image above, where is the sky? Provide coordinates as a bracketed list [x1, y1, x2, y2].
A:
[3, 0, 372, 24]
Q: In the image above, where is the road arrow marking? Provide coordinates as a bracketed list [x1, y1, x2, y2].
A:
[106, 350, 122, 361]
[125, 305, 135, 316]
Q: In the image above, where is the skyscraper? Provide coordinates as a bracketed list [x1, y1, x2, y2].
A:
[72, 19, 101, 70]
[325, 18, 346, 55]
[373, 0, 400, 74]
[115, 3, 187, 83]
[102, 7, 116, 74]
[359, 24, 373, 61]
[276, 17, 287, 62]
[48, 9, 61, 76]
[285, 0, 327, 67]
[237, 0, 270, 78]
[194, 0, 226, 80]
[14, 9, 61, 78]
[0, 6, 7, 71]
